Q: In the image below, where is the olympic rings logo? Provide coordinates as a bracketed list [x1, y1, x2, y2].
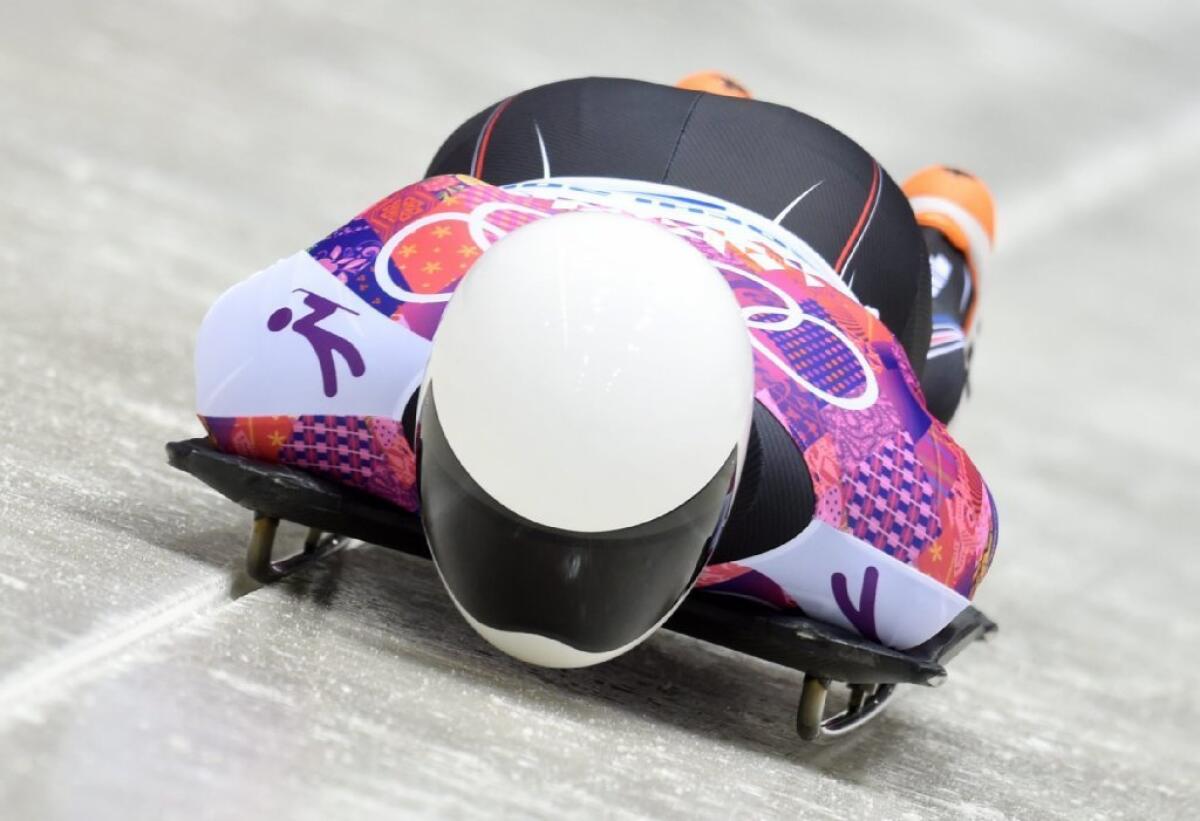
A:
[373, 203, 878, 412]
[716, 263, 879, 411]
[372, 202, 549, 304]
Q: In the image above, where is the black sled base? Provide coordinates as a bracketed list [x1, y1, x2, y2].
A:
[167, 437, 996, 742]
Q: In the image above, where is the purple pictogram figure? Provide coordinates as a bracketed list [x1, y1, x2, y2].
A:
[267, 289, 365, 398]
[831, 566, 880, 643]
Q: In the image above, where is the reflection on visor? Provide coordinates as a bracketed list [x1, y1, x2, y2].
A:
[418, 386, 738, 654]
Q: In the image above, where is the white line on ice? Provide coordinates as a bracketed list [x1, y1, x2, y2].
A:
[0, 578, 231, 728]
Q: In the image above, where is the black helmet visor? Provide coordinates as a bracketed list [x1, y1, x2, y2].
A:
[418, 386, 738, 655]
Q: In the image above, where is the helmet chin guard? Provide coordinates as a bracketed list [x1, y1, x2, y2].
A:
[420, 386, 738, 667]
[417, 210, 754, 666]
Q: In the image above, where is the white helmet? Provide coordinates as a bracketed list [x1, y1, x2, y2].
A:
[418, 210, 754, 667]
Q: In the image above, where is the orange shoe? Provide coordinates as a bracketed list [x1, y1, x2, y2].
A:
[902, 166, 995, 336]
[676, 71, 752, 99]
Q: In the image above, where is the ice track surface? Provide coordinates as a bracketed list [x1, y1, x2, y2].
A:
[1, 1, 1198, 818]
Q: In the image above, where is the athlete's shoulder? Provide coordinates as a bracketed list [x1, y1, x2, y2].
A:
[192, 175, 509, 507]
[193, 174, 561, 429]
[697, 237, 998, 642]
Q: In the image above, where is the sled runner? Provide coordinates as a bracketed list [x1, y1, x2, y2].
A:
[166, 437, 996, 743]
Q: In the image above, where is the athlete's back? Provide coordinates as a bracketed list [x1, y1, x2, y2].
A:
[195, 170, 997, 651]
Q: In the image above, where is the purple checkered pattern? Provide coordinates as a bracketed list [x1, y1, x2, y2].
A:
[281, 415, 381, 491]
[769, 299, 868, 401]
[845, 432, 942, 563]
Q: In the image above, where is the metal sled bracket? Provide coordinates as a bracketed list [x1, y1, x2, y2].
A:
[246, 514, 354, 584]
[796, 676, 899, 742]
